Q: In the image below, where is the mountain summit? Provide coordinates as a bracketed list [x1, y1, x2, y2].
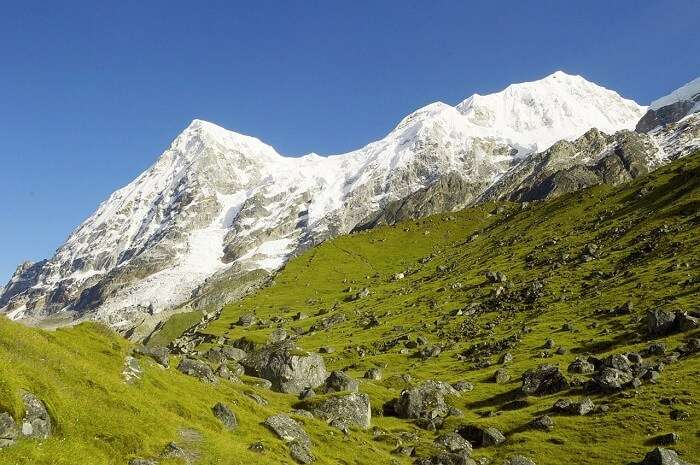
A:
[7, 71, 696, 332]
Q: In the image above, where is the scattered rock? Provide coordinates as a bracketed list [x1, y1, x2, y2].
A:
[568, 358, 595, 374]
[434, 432, 472, 454]
[241, 341, 327, 394]
[364, 368, 383, 380]
[21, 392, 52, 439]
[323, 371, 359, 393]
[290, 441, 315, 463]
[264, 414, 311, 448]
[134, 345, 170, 368]
[529, 415, 554, 431]
[655, 433, 680, 446]
[458, 425, 505, 447]
[238, 313, 257, 327]
[494, 369, 510, 384]
[212, 402, 238, 431]
[178, 358, 217, 383]
[122, 356, 143, 384]
[521, 365, 569, 396]
[302, 392, 371, 429]
[640, 447, 694, 465]
[0, 412, 18, 448]
[393, 381, 458, 421]
[503, 456, 536, 465]
[594, 368, 633, 391]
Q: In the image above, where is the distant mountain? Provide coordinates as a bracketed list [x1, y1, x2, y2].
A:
[6, 71, 698, 333]
[636, 77, 700, 132]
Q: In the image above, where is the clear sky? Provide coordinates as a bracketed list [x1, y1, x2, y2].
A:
[1, 0, 698, 282]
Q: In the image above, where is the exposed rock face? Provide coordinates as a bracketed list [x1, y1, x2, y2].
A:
[636, 77, 700, 132]
[241, 341, 327, 394]
[354, 173, 484, 230]
[480, 114, 700, 204]
[1, 72, 650, 330]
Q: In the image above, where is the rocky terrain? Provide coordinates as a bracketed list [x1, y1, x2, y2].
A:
[0, 149, 697, 464]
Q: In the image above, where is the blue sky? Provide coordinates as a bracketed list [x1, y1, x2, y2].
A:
[1, 0, 698, 282]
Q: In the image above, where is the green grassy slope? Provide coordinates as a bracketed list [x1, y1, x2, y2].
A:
[0, 153, 698, 465]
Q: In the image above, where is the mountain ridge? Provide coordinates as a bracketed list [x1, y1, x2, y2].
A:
[5, 71, 696, 332]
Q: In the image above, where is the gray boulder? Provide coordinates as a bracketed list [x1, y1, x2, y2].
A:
[21, 392, 52, 439]
[303, 393, 371, 429]
[457, 424, 505, 447]
[640, 447, 695, 465]
[364, 368, 383, 380]
[503, 456, 536, 465]
[134, 345, 170, 368]
[594, 367, 633, 391]
[521, 365, 569, 396]
[434, 432, 472, 454]
[567, 358, 595, 374]
[221, 346, 247, 361]
[264, 414, 311, 447]
[212, 402, 238, 431]
[0, 412, 18, 448]
[647, 309, 677, 336]
[177, 358, 217, 383]
[241, 341, 327, 394]
[394, 380, 458, 420]
[322, 371, 359, 393]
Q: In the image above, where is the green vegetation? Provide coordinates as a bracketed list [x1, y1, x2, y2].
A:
[0, 153, 698, 464]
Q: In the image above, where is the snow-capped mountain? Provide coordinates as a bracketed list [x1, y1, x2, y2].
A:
[0, 71, 659, 330]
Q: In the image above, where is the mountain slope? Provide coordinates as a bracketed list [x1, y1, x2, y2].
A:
[1, 72, 648, 330]
[0, 151, 697, 465]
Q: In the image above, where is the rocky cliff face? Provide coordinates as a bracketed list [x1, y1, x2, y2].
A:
[636, 77, 700, 132]
[0, 71, 665, 330]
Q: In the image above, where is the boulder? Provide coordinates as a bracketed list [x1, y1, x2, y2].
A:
[241, 341, 327, 394]
[594, 367, 633, 391]
[264, 414, 311, 448]
[302, 393, 371, 429]
[640, 447, 694, 465]
[567, 358, 595, 374]
[494, 368, 510, 384]
[503, 456, 536, 465]
[0, 412, 18, 448]
[290, 441, 315, 464]
[529, 415, 554, 431]
[20, 392, 52, 439]
[457, 425, 505, 447]
[675, 312, 699, 332]
[393, 381, 458, 420]
[415, 451, 476, 465]
[322, 371, 359, 393]
[212, 402, 238, 431]
[364, 368, 383, 380]
[434, 432, 472, 454]
[134, 345, 170, 368]
[221, 346, 247, 361]
[122, 356, 143, 384]
[177, 358, 217, 383]
[521, 365, 569, 396]
[647, 309, 677, 336]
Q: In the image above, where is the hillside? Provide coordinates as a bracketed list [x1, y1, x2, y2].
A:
[0, 151, 698, 465]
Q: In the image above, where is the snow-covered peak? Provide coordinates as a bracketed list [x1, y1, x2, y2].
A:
[456, 71, 646, 151]
[1, 70, 653, 329]
[650, 76, 700, 111]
